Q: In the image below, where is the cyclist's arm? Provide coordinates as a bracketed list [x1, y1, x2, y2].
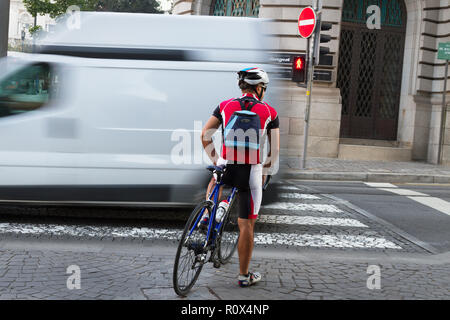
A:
[201, 116, 221, 166]
[263, 128, 280, 174]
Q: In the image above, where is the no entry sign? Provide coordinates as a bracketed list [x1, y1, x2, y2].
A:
[298, 7, 316, 38]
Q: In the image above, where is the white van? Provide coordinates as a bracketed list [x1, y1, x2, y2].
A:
[0, 12, 280, 207]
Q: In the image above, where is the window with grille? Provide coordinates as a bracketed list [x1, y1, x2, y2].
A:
[211, 0, 260, 17]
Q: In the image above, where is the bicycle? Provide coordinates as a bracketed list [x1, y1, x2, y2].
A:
[172, 165, 271, 296]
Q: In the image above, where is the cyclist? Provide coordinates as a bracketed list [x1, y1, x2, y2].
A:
[200, 67, 280, 287]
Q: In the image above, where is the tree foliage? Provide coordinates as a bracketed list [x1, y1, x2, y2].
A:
[23, 0, 162, 19]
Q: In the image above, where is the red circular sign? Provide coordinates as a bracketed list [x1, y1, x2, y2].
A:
[298, 7, 316, 38]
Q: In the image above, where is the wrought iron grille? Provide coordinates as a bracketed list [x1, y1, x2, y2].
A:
[342, 0, 404, 27]
[379, 33, 403, 119]
[336, 30, 354, 116]
[355, 32, 377, 118]
[211, 0, 260, 17]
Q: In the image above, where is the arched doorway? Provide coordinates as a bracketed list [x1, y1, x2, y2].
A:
[210, 0, 260, 17]
[337, 0, 407, 140]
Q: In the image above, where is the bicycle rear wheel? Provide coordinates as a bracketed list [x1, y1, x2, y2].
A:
[217, 192, 240, 264]
[173, 201, 212, 296]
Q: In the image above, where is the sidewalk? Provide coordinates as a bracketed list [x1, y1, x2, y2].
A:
[282, 157, 450, 183]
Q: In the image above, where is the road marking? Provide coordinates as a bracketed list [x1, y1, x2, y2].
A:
[0, 223, 400, 250]
[408, 196, 450, 216]
[262, 202, 342, 213]
[277, 185, 301, 190]
[258, 215, 368, 227]
[365, 183, 398, 188]
[378, 188, 428, 196]
[254, 233, 402, 249]
[279, 193, 321, 200]
[365, 184, 450, 217]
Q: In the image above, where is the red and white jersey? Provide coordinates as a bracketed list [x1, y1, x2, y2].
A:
[212, 93, 279, 164]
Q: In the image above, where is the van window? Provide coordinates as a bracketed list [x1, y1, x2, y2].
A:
[0, 63, 56, 118]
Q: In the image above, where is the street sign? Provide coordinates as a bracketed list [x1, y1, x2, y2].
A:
[298, 7, 316, 39]
[438, 42, 450, 60]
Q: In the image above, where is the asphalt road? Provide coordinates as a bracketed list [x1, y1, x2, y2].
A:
[291, 180, 450, 253]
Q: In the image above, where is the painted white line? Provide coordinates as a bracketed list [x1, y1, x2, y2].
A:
[365, 183, 398, 188]
[253, 233, 402, 249]
[279, 193, 321, 200]
[408, 196, 450, 216]
[366, 183, 450, 216]
[262, 202, 342, 213]
[277, 185, 300, 190]
[378, 188, 428, 196]
[0, 223, 400, 249]
[258, 215, 368, 228]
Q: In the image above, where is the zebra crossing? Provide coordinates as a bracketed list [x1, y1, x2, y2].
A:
[0, 179, 406, 251]
[255, 180, 403, 250]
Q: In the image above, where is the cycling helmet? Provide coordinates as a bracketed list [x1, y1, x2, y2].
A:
[237, 67, 269, 88]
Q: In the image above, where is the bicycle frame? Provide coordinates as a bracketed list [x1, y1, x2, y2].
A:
[188, 179, 238, 249]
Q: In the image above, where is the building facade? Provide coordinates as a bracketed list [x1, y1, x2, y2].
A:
[173, 0, 450, 165]
[8, 0, 55, 48]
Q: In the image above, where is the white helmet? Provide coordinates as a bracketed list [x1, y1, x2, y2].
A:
[237, 67, 269, 88]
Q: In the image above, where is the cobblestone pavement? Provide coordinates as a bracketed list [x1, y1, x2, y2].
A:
[0, 179, 448, 300]
[0, 241, 448, 300]
[284, 157, 450, 175]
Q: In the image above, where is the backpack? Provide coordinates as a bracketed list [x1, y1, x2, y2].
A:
[223, 96, 262, 163]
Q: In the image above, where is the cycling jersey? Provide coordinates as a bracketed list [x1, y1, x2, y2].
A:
[212, 93, 279, 219]
[213, 93, 279, 165]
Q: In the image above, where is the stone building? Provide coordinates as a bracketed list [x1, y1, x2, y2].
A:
[8, 0, 55, 48]
[173, 0, 450, 165]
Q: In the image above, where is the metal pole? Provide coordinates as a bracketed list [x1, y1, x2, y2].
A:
[0, 0, 11, 58]
[301, 37, 315, 169]
[300, 0, 319, 169]
[438, 60, 449, 164]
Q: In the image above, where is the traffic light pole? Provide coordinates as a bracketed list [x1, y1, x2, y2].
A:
[301, 36, 315, 169]
[300, 1, 320, 170]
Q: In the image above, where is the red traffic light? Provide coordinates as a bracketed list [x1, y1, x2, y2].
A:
[292, 55, 306, 83]
[294, 57, 305, 70]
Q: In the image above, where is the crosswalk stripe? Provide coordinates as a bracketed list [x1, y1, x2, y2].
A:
[279, 193, 321, 200]
[365, 183, 398, 188]
[254, 232, 402, 249]
[0, 223, 400, 250]
[262, 202, 342, 213]
[258, 215, 368, 227]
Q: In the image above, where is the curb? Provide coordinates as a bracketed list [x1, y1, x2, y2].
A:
[282, 170, 450, 184]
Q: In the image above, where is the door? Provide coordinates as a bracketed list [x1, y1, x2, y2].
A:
[337, 0, 407, 140]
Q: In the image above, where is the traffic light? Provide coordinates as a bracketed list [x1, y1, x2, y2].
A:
[291, 55, 306, 83]
[313, 13, 333, 66]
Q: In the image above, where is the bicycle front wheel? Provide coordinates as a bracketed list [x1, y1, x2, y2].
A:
[217, 193, 240, 264]
[173, 201, 212, 296]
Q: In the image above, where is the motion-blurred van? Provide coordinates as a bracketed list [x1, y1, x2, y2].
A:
[0, 12, 280, 206]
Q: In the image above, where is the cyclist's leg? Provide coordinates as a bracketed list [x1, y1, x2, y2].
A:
[237, 163, 263, 276]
